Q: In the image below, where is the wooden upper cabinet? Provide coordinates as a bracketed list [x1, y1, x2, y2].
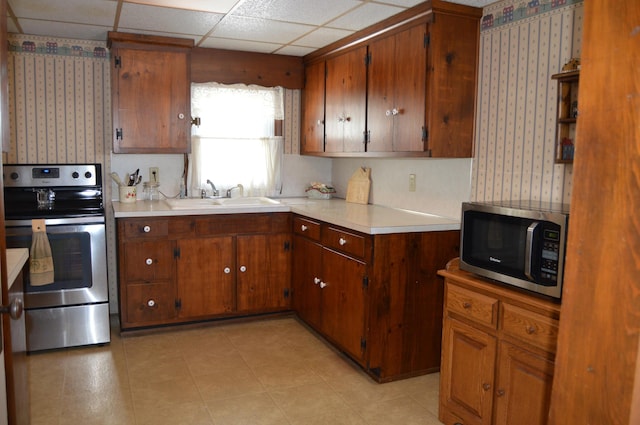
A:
[108, 32, 193, 154]
[325, 46, 367, 154]
[425, 10, 480, 158]
[367, 24, 427, 154]
[301, 60, 326, 154]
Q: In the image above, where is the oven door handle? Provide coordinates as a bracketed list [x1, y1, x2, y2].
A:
[525, 222, 540, 281]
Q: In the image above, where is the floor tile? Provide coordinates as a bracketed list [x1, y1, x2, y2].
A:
[28, 316, 444, 425]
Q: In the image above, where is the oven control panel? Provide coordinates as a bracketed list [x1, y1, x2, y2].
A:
[4, 164, 101, 187]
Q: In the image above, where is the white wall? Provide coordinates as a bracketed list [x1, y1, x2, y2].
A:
[332, 158, 472, 219]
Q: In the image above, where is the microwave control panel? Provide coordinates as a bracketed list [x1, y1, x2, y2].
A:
[540, 228, 561, 283]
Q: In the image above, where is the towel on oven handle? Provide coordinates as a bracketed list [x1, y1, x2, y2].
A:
[30, 219, 55, 286]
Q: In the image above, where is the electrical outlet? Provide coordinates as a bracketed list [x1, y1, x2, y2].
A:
[149, 167, 159, 183]
[409, 174, 416, 192]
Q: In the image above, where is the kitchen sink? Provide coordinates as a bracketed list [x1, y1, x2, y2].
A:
[165, 197, 280, 210]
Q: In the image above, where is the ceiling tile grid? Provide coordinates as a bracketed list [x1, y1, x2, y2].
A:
[6, 0, 498, 56]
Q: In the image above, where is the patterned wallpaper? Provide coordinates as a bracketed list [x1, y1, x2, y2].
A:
[6, 34, 111, 165]
[471, 0, 583, 204]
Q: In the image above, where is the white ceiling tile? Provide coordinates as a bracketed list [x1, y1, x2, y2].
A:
[375, 0, 424, 6]
[233, 0, 362, 26]
[212, 15, 313, 44]
[199, 37, 282, 54]
[9, 0, 117, 26]
[276, 45, 317, 56]
[113, 28, 200, 42]
[18, 19, 111, 41]
[294, 27, 355, 48]
[328, 3, 404, 31]
[119, 3, 224, 35]
[123, 0, 241, 14]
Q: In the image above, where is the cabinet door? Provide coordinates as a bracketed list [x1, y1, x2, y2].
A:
[321, 248, 367, 362]
[122, 240, 174, 282]
[126, 282, 177, 325]
[292, 235, 323, 329]
[494, 342, 554, 425]
[236, 234, 291, 313]
[112, 47, 190, 153]
[440, 317, 496, 425]
[325, 46, 367, 153]
[301, 60, 326, 154]
[426, 13, 478, 157]
[368, 24, 426, 153]
[176, 236, 235, 318]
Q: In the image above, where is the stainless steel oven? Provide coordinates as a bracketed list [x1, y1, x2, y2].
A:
[3, 164, 110, 351]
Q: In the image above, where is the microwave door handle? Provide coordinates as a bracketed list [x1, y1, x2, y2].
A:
[525, 222, 540, 281]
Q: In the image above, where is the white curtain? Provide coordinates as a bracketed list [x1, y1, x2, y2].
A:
[188, 82, 284, 197]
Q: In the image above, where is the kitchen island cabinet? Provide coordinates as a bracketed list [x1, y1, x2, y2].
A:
[438, 258, 560, 425]
[108, 32, 193, 154]
[116, 213, 292, 330]
[292, 213, 459, 382]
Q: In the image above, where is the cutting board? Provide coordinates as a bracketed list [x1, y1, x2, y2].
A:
[346, 167, 371, 204]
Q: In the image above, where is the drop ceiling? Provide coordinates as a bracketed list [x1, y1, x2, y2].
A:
[6, 0, 496, 56]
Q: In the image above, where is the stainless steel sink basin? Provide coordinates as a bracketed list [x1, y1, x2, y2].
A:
[165, 197, 280, 210]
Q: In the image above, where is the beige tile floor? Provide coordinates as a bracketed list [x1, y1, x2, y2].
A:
[28, 316, 443, 425]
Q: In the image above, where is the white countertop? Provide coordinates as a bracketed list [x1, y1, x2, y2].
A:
[112, 198, 460, 235]
[6, 248, 29, 288]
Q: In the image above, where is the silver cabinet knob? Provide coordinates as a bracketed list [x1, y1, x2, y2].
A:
[301, 224, 308, 232]
[178, 113, 185, 119]
[339, 238, 347, 246]
[0, 298, 23, 320]
[223, 267, 231, 274]
[145, 258, 153, 265]
[314, 277, 321, 284]
[147, 299, 155, 307]
[143, 225, 151, 233]
[319, 282, 327, 289]
[240, 265, 247, 272]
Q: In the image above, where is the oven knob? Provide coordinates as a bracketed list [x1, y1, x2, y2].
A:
[72, 171, 79, 179]
[10, 172, 18, 180]
[85, 171, 92, 179]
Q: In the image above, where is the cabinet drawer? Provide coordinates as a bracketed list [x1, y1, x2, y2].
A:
[501, 303, 559, 353]
[125, 282, 176, 325]
[122, 241, 174, 282]
[122, 219, 169, 239]
[446, 282, 499, 329]
[322, 226, 367, 259]
[293, 216, 321, 241]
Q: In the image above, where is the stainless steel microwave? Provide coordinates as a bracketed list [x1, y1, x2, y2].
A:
[460, 200, 569, 300]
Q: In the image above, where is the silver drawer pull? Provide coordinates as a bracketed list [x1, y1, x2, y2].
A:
[301, 224, 308, 232]
[145, 258, 153, 266]
[147, 299, 155, 307]
[314, 277, 321, 284]
[339, 237, 347, 246]
[319, 282, 327, 289]
[143, 225, 151, 233]
[240, 265, 247, 272]
[224, 267, 231, 274]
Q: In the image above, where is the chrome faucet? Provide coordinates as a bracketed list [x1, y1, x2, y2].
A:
[206, 179, 219, 197]
[226, 184, 244, 198]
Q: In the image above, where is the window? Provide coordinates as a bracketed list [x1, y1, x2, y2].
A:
[188, 82, 284, 197]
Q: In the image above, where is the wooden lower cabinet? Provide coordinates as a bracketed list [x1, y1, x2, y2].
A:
[438, 258, 560, 425]
[292, 214, 459, 382]
[117, 213, 292, 330]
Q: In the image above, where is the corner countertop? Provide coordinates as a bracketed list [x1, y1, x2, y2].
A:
[112, 197, 460, 235]
[6, 248, 29, 288]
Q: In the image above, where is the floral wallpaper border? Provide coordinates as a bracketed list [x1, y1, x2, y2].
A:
[482, 0, 584, 31]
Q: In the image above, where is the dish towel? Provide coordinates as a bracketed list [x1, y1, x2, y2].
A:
[30, 219, 55, 286]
